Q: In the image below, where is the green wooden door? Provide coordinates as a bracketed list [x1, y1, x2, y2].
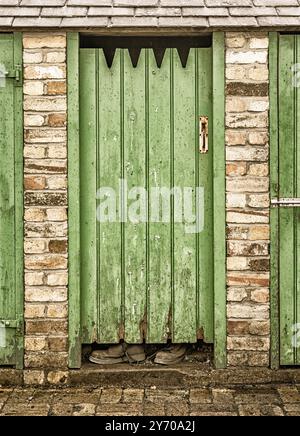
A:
[0, 34, 23, 368]
[275, 35, 300, 366]
[79, 46, 214, 346]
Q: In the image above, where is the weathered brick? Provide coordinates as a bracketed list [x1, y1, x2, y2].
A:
[25, 287, 67, 303]
[23, 34, 66, 49]
[47, 113, 66, 127]
[24, 352, 68, 369]
[26, 320, 67, 335]
[227, 337, 270, 352]
[46, 81, 67, 95]
[23, 370, 45, 386]
[228, 303, 269, 320]
[25, 254, 67, 271]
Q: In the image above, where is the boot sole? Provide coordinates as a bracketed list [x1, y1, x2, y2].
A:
[89, 356, 127, 365]
[154, 356, 185, 366]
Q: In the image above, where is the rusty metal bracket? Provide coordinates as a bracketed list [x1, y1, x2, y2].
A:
[199, 116, 209, 154]
[271, 198, 300, 208]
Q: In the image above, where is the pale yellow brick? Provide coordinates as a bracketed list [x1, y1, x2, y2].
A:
[24, 81, 44, 96]
[25, 337, 47, 352]
[227, 98, 248, 113]
[226, 193, 246, 208]
[24, 114, 45, 127]
[226, 35, 246, 48]
[249, 38, 269, 49]
[24, 50, 44, 64]
[226, 65, 247, 81]
[24, 65, 66, 80]
[227, 257, 248, 271]
[25, 304, 46, 319]
[25, 287, 67, 303]
[25, 240, 48, 254]
[23, 34, 66, 49]
[248, 131, 269, 145]
[25, 208, 47, 222]
[46, 175, 67, 190]
[248, 163, 269, 177]
[46, 208, 67, 222]
[24, 145, 46, 159]
[25, 272, 45, 286]
[44, 51, 66, 63]
[248, 66, 268, 81]
[24, 370, 45, 386]
[47, 272, 68, 287]
[47, 144, 67, 159]
[46, 303, 68, 319]
[247, 193, 270, 208]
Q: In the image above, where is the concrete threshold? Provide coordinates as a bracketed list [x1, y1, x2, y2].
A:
[1, 364, 300, 387]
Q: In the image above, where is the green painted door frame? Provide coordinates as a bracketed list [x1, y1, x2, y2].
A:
[270, 32, 300, 368]
[0, 32, 24, 369]
[68, 32, 226, 369]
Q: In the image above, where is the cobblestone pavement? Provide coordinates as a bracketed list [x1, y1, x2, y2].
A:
[0, 384, 300, 416]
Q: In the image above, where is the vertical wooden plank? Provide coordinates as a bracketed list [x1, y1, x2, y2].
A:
[14, 32, 24, 369]
[67, 33, 81, 368]
[0, 34, 16, 366]
[123, 50, 147, 344]
[98, 50, 123, 343]
[148, 49, 172, 343]
[197, 47, 214, 343]
[173, 49, 197, 343]
[213, 32, 226, 369]
[0, 35, 15, 321]
[79, 49, 97, 344]
[279, 35, 296, 365]
[269, 32, 280, 369]
[296, 35, 300, 365]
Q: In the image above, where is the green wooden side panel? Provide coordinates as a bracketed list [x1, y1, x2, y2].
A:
[198, 48, 214, 343]
[212, 32, 226, 368]
[278, 35, 300, 366]
[173, 50, 197, 343]
[98, 50, 123, 343]
[79, 49, 97, 343]
[0, 33, 23, 367]
[269, 32, 280, 369]
[148, 50, 172, 343]
[123, 51, 147, 344]
[79, 46, 214, 345]
[68, 33, 81, 368]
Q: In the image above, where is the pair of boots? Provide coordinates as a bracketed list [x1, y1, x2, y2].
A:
[89, 344, 187, 366]
[89, 344, 145, 365]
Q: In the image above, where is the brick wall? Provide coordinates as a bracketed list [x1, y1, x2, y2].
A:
[23, 33, 68, 379]
[225, 32, 270, 367]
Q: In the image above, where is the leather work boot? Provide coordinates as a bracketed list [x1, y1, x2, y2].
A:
[125, 345, 146, 363]
[154, 344, 187, 365]
[89, 344, 126, 365]
[89, 344, 146, 365]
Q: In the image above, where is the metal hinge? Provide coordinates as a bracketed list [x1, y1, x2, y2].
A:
[0, 320, 18, 328]
[199, 116, 209, 154]
[271, 198, 300, 208]
[4, 65, 22, 86]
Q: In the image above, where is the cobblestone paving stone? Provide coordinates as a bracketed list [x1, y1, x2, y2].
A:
[0, 384, 300, 416]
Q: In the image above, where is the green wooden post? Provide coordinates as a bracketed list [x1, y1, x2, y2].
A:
[213, 32, 227, 369]
[269, 32, 280, 370]
[68, 33, 81, 369]
[0, 32, 23, 368]
[14, 32, 24, 370]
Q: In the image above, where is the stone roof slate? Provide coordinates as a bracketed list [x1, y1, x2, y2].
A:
[0, 0, 300, 29]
